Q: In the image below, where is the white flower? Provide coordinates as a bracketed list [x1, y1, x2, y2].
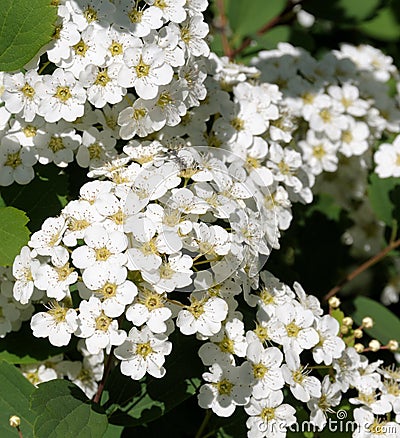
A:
[76, 296, 126, 354]
[281, 350, 322, 402]
[353, 407, 400, 438]
[118, 43, 173, 99]
[245, 391, 296, 438]
[80, 63, 126, 108]
[29, 216, 67, 259]
[114, 325, 172, 380]
[37, 69, 86, 123]
[307, 375, 342, 430]
[126, 289, 172, 333]
[0, 135, 36, 186]
[115, 2, 163, 37]
[12, 247, 41, 304]
[198, 318, 247, 365]
[178, 16, 210, 57]
[198, 362, 253, 417]
[2, 70, 42, 122]
[312, 315, 345, 365]
[76, 126, 117, 169]
[149, 0, 186, 23]
[374, 135, 400, 178]
[177, 294, 228, 337]
[68, 0, 116, 31]
[21, 362, 59, 387]
[31, 303, 78, 347]
[81, 265, 137, 318]
[246, 340, 285, 398]
[268, 301, 319, 356]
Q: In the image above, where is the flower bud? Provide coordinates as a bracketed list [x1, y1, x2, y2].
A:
[9, 415, 21, 428]
[354, 343, 364, 353]
[387, 340, 399, 351]
[369, 340, 381, 352]
[342, 317, 353, 327]
[328, 296, 341, 308]
[362, 317, 374, 329]
[354, 329, 363, 339]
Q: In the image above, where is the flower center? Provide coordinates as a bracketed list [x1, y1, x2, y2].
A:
[23, 125, 37, 137]
[48, 136, 65, 153]
[109, 41, 123, 56]
[5, 152, 22, 169]
[54, 86, 72, 102]
[21, 83, 35, 99]
[253, 363, 268, 379]
[215, 379, 233, 395]
[88, 143, 102, 159]
[84, 6, 98, 23]
[135, 56, 151, 78]
[98, 282, 117, 299]
[73, 40, 89, 57]
[260, 407, 275, 422]
[218, 336, 234, 354]
[55, 263, 74, 281]
[95, 247, 111, 261]
[286, 321, 300, 337]
[95, 313, 112, 331]
[94, 70, 111, 87]
[136, 341, 153, 358]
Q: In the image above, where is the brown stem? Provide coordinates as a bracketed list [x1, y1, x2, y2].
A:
[215, 0, 233, 58]
[16, 427, 23, 438]
[93, 351, 114, 404]
[323, 238, 400, 302]
[229, 0, 297, 59]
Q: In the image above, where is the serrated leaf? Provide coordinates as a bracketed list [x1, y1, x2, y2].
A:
[1, 164, 68, 232]
[367, 173, 400, 226]
[31, 380, 108, 438]
[0, 360, 36, 438]
[227, 0, 286, 41]
[0, 206, 30, 266]
[0, 0, 57, 71]
[0, 322, 64, 364]
[352, 296, 400, 345]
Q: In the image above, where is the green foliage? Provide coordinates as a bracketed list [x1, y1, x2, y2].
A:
[368, 173, 400, 227]
[0, 360, 35, 438]
[31, 379, 109, 438]
[0, 206, 30, 266]
[0, 323, 66, 364]
[226, 0, 286, 42]
[351, 296, 400, 345]
[0, 0, 57, 71]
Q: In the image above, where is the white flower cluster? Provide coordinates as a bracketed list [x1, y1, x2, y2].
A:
[0, 0, 209, 185]
[0, 1, 399, 435]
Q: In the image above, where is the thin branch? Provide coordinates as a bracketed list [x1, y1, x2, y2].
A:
[215, 0, 233, 58]
[229, 0, 297, 59]
[323, 238, 400, 302]
[195, 409, 212, 438]
[93, 350, 114, 404]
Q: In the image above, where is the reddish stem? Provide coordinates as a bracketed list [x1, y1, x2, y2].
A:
[215, 0, 233, 58]
[93, 351, 114, 404]
[323, 238, 400, 302]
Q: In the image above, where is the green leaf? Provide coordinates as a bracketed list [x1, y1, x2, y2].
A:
[351, 296, 400, 345]
[359, 6, 400, 41]
[227, 0, 286, 41]
[31, 379, 108, 438]
[1, 164, 68, 232]
[306, 193, 342, 222]
[303, 0, 383, 24]
[0, 323, 64, 364]
[0, 0, 57, 71]
[0, 206, 30, 266]
[0, 360, 36, 438]
[367, 173, 400, 226]
[107, 335, 203, 427]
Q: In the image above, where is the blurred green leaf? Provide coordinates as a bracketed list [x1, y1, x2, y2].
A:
[352, 296, 400, 345]
[0, 206, 30, 266]
[306, 193, 342, 222]
[0, 0, 57, 71]
[31, 379, 108, 438]
[367, 173, 400, 226]
[0, 360, 35, 438]
[359, 6, 400, 41]
[227, 0, 286, 42]
[303, 0, 383, 24]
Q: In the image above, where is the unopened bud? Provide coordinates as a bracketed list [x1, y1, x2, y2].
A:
[9, 415, 21, 428]
[369, 340, 381, 352]
[354, 329, 363, 339]
[362, 317, 374, 329]
[328, 296, 341, 308]
[387, 340, 399, 351]
[340, 325, 349, 335]
[354, 343, 364, 353]
[342, 317, 353, 327]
